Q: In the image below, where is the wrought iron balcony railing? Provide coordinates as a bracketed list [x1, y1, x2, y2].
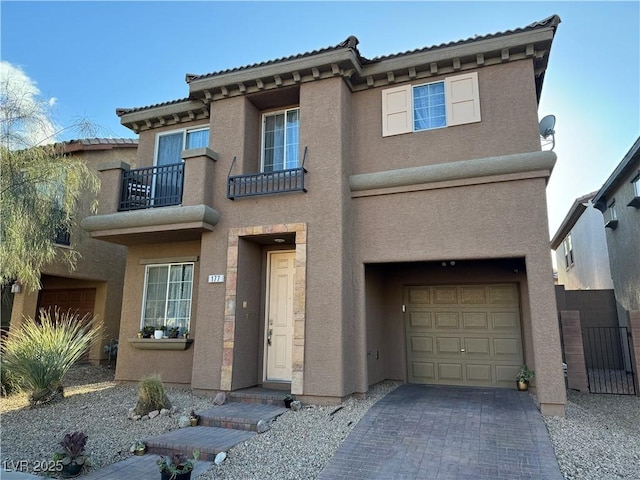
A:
[119, 163, 184, 211]
[227, 147, 308, 200]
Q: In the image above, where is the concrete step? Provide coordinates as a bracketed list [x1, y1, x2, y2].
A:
[197, 402, 288, 431]
[144, 426, 255, 462]
[78, 455, 214, 480]
[229, 386, 290, 407]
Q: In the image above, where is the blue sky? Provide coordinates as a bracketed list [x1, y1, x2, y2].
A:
[2, 1, 639, 236]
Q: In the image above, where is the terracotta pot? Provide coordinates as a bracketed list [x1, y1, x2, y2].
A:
[517, 380, 529, 391]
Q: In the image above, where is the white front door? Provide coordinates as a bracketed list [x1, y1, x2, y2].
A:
[265, 251, 295, 381]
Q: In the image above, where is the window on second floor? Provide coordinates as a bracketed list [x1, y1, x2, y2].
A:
[630, 174, 640, 208]
[156, 126, 209, 167]
[261, 108, 300, 172]
[605, 200, 618, 229]
[381, 72, 481, 137]
[563, 234, 574, 269]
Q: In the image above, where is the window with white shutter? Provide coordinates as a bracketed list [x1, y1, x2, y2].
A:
[381, 85, 412, 137]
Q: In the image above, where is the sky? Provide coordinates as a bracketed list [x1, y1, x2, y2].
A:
[1, 1, 639, 237]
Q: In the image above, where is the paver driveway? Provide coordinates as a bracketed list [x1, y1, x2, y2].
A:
[318, 384, 562, 480]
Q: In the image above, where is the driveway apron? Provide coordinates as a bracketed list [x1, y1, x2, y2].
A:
[318, 384, 562, 480]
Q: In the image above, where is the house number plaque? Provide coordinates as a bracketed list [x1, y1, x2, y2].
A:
[208, 275, 225, 283]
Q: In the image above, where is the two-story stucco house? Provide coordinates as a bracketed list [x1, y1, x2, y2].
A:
[551, 192, 614, 290]
[8, 138, 135, 364]
[83, 15, 566, 415]
[592, 137, 640, 327]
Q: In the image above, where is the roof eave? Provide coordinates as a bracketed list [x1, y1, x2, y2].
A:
[117, 99, 210, 133]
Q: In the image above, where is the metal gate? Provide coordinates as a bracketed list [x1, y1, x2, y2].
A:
[582, 327, 636, 394]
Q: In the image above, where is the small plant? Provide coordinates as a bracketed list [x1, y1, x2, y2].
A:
[157, 451, 199, 479]
[516, 365, 535, 383]
[168, 327, 180, 338]
[143, 326, 154, 338]
[129, 440, 146, 455]
[134, 374, 172, 416]
[1, 360, 22, 396]
[53, 431, 89, 477]
[1, 309, 102, 407]
[284, 394, 294, 408]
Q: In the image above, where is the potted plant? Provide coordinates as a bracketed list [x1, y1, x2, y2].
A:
[168, 327, 180, 338]
[154, 325, 166, 339]
[284, 394, 294, 409]
[182, 331, 190, 339]
[130, 440, 146, 456]
[516, 365, 535, 391]
[189, 410, 199, 427]
[157, 451, 199, 480]
[143, 326, 155, 338]
[137, 330, 144, 339]
[53, 431, 89, 478]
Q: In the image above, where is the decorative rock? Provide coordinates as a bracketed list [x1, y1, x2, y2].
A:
[214, 392, 227, 406]
[160, 408, 170, 416]
[132, 415, 141, 421]
[148, 410, 160, 419]
[214, 452, 227, 465]
[170, 406, 178, 414]
[141, 415, 149, 421]
[178, 415, 190, 428]
[256, 419, 270, 433]
[127, 407, 135, 419]
[290, 401, 302, 412]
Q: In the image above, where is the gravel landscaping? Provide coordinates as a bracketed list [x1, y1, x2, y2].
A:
[1, 364, 639, 479]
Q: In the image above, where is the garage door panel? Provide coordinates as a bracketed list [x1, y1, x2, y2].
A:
[438, 363, 463, 381]
[493, 338, 521, 357]
[463, 312, 489, 329]
[435, 312, 459, 329]
[436, 337, 461, 354]
[461, 287, 487, 304]
[492, 311, 520, 330]
[409, 335, 434, 354]
[408, 312, 432, 329]
[405, 283, 522, 388]
[408, 288, 431, 304]
[433, 287, 458, 304]
[465, 338, 491, 356]
[410, 361, 435, 382]
[466, 364, 492, 382]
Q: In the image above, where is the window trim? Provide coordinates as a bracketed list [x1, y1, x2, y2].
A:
[154, 125, 209, 167]
[260, 107, 300, 173]
[140, 262, 194, 331]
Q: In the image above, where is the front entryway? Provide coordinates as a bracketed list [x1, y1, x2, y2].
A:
[265, 251, 295, 382]
[404, 284, 523, 387]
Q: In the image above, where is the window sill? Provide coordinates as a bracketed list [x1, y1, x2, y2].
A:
[128, 338, 194, 351]
[627, 196, 640, 208]
[605, 219, 618, 230]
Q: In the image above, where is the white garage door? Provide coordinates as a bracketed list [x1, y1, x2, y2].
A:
[405, 284, 523, 388]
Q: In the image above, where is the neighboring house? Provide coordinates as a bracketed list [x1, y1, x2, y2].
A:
[592, 137, 640, 327]
[550, 192, 614, 290]
[83, 16, 566, 415]
[9, 138, 136, 364]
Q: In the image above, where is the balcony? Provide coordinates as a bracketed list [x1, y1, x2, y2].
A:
[81, 148, 220, 246]
[119, 163, 184, 211]
[227, 147, 308, 200]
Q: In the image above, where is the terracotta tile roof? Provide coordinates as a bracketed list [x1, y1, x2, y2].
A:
[116, 98, 193, 117]
[62, 138, 138, 153]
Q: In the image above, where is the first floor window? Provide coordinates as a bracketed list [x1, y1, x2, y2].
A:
[142, 263, 194, 332]
[262, 108, 299, 172]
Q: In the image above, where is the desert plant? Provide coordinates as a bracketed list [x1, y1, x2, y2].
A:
[53, 431, 89, 477]
[134, 374, 172, 416]
[1, 309, 102, 407]
[157, 451, 199, 479]
[0, 360, 22, 396]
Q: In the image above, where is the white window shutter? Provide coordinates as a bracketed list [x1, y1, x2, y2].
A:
[445, 72, 481, 126]
[381, 85, 412, 137]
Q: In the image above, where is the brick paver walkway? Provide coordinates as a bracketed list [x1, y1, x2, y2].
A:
[318, 384, 563, 480]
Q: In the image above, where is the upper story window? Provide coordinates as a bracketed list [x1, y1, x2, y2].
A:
[156, 126, 209, 166]
[262, 108, 299, 172]
[605, 200, 618, 229]
[563, 234, 574, 269]
[141, 262, 194, 332]
[629, 174, 640, 208]
[381, 72, 481, 137]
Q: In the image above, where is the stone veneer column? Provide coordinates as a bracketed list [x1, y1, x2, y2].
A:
[220, 223, 307, 394]
[560, 310, 588, 392]
[629, 310, 640, 397]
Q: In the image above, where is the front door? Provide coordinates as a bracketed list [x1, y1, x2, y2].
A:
[265, 251, 295, 382]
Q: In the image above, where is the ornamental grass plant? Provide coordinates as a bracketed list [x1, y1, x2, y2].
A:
[1, 309, 102, 407]
[134, 374, 172, 416]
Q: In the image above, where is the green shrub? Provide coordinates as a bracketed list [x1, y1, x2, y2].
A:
[1, 360, 22, 396]
[1, 309, 102, 407]
[134, 374, 172, 416]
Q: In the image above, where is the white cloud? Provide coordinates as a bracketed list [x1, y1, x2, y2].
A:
[0, 61, 59, 148]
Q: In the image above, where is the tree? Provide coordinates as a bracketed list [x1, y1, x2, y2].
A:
[0, 62, 99, 292]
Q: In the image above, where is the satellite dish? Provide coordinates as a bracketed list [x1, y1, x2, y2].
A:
[539, 114, 556, 151]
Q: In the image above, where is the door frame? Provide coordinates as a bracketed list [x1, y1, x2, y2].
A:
[263, 249, 296, 383]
